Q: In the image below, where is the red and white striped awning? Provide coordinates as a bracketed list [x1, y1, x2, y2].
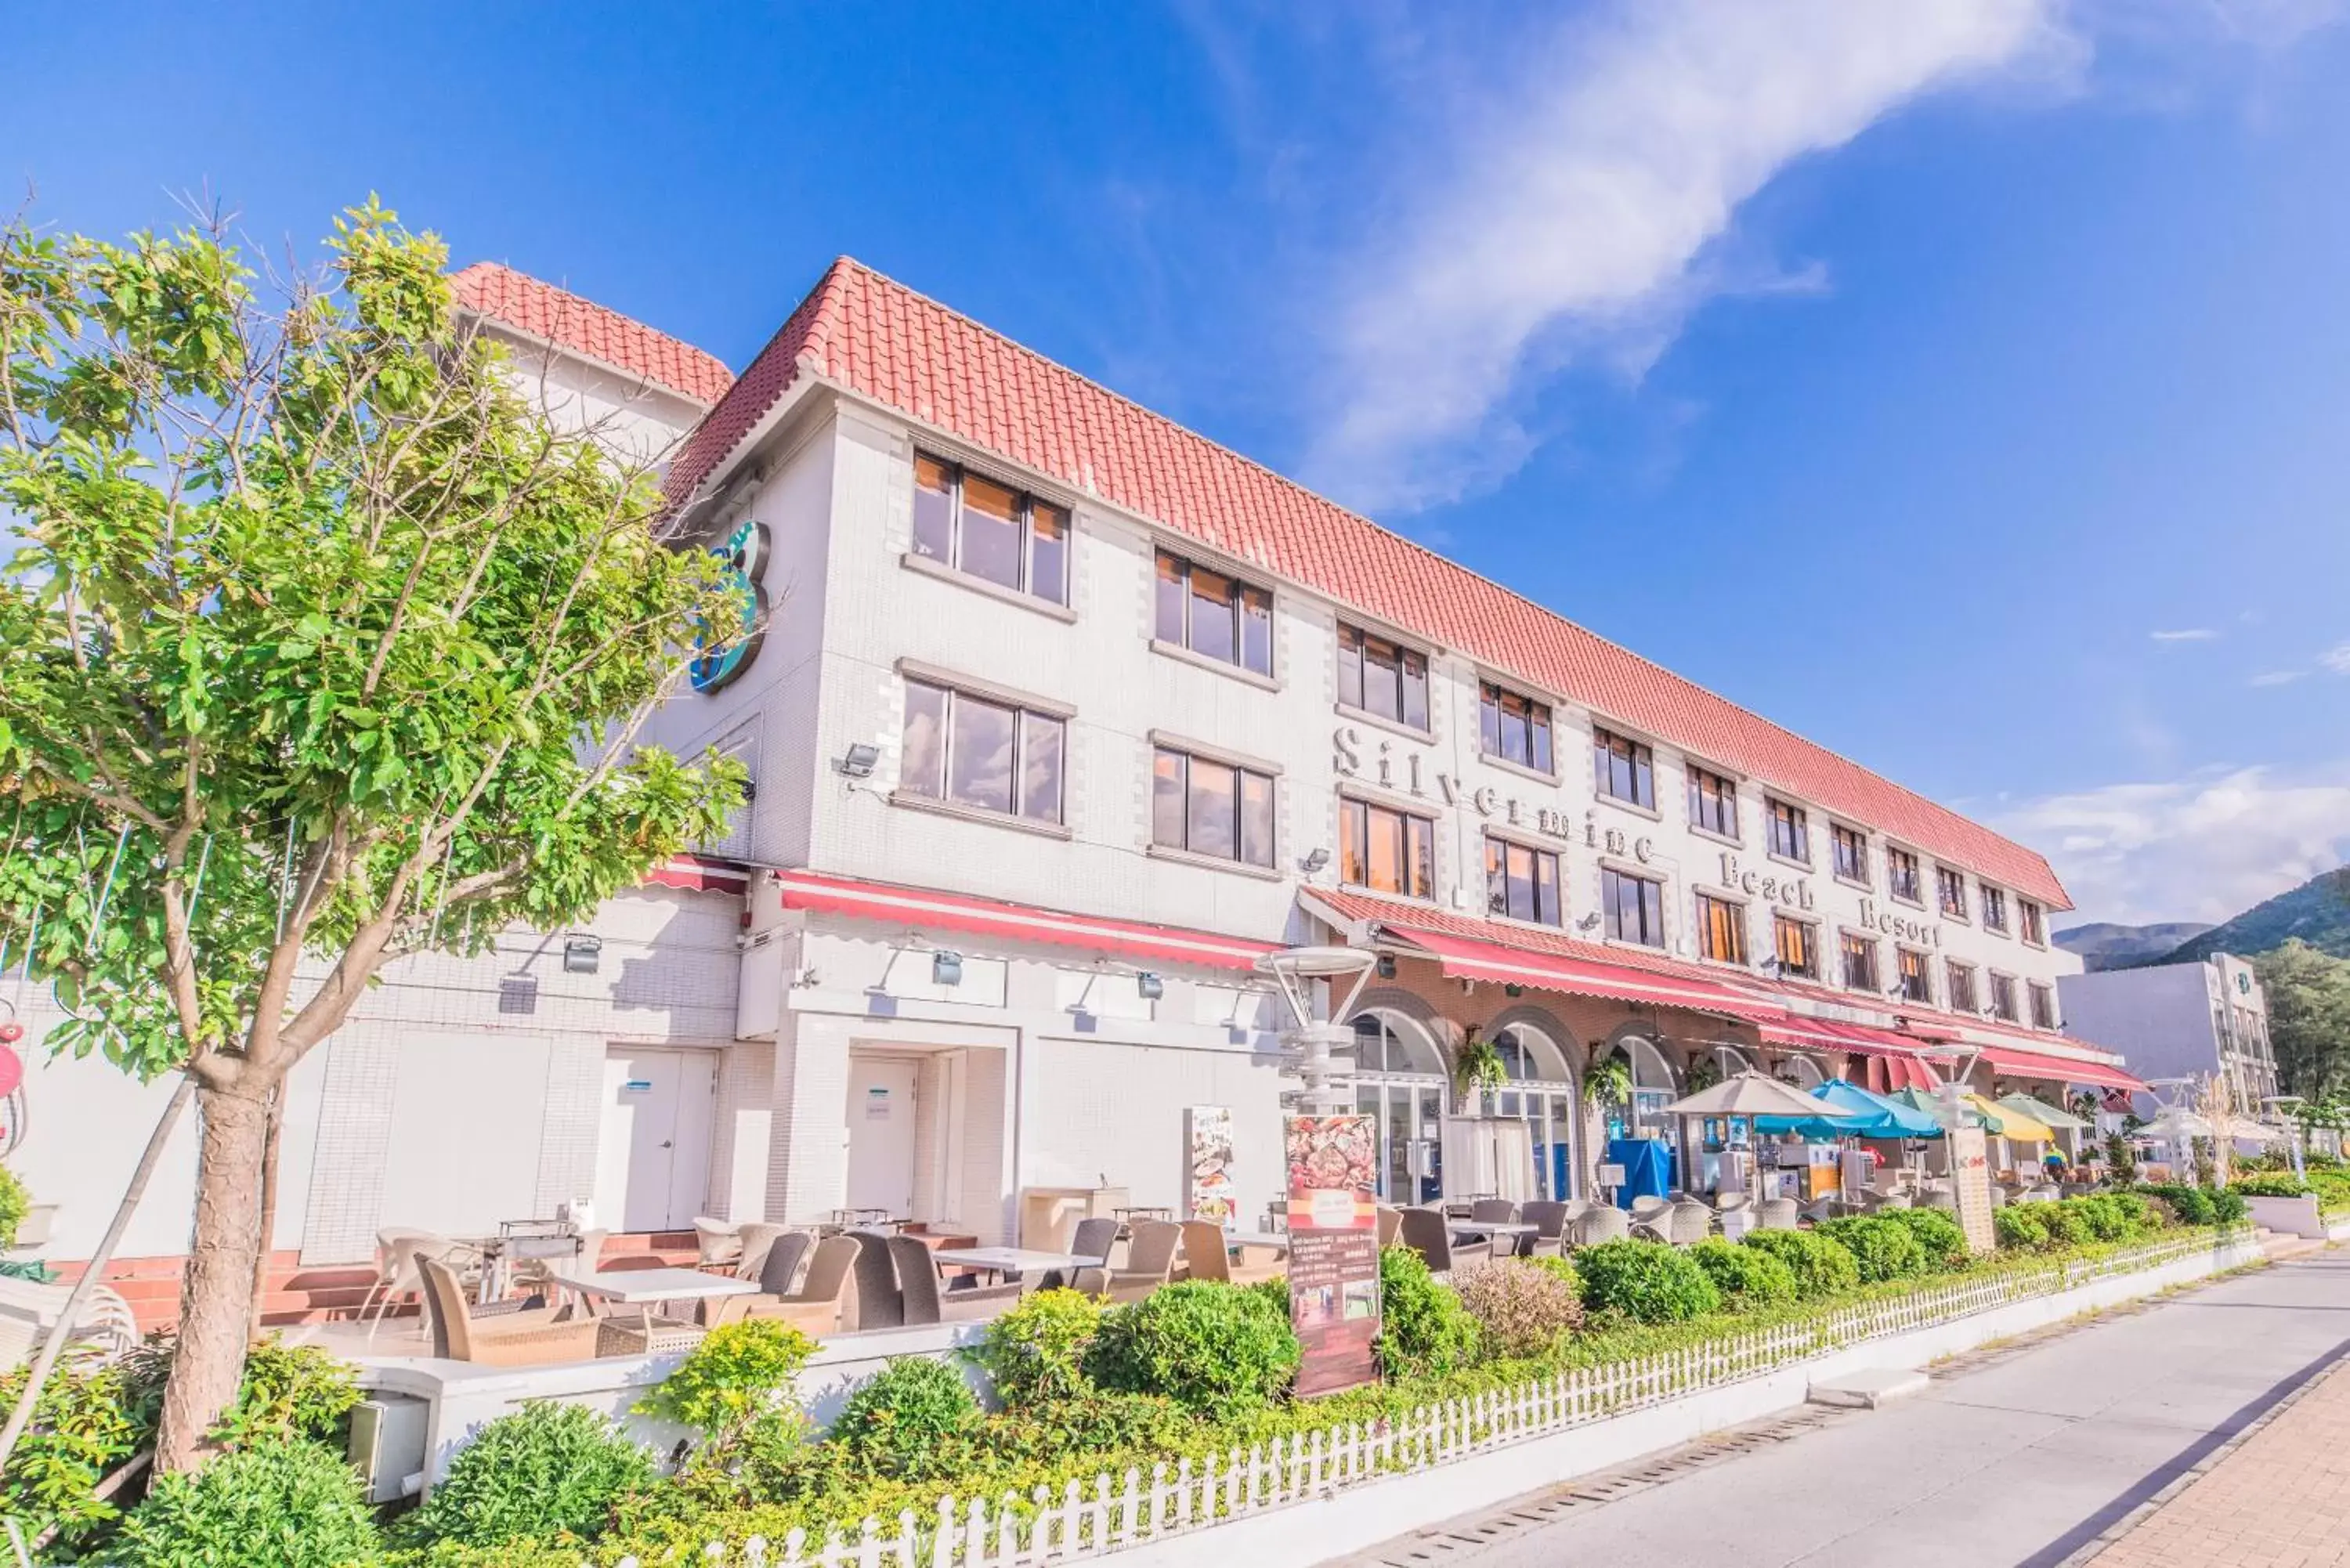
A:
[1976, 1043, 2146, 1093]
[1763, 1017, 1940, 1090]
[770, 869, 1282, 972]
[1372, 925, 1786, 1024]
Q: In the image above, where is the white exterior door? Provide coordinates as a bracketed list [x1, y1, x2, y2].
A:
[595, 1047, 716, 1232]
[845, 1057, 920, 1216]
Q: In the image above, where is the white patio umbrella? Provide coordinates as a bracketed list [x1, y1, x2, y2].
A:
[1660, 1071, 1843, 1119]
[2134, 1108, 2214, 1142]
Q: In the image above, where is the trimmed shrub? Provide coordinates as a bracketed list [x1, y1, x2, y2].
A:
[1814, 1217, 1927, 1282]
[2229, 1173, 2313, 1198]
[1525, 1254, 1582, 1295]
[1088, 1281, 1300, 1418]
[1740, 1229, 1861, 1299]
[966, 1288, 1104, 1408]
[2208, 1188, 2249, 1224]
[2068, 1195, 2130, 1242]
[1687, 1238, 1797, 1306]
[832, 1357, 981, 1479]
[2106, 1190, 2162, 1234]
[1451, 1258, 1584, 1357]
[1878, 1208, 1969, 1269]
[1374, 1245, 1481, 1380]
[116, 1436, 379, 1568]
[2138, 1183, 2218, 1225]
[1994, 1205, 2050, 1251]
[640, 1321, 817, 1446]
[2037, 1202, 2092, 1247]
[1574, 1240, 1721, 1324]
[410, 1401, 654, 1551]
[979, 1390, 1195, 1467]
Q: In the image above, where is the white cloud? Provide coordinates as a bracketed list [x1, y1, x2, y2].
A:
[2321, 642, 2350, 675]
[2248, 670, 2305, 687]
[1993, 764, 2350, 927]
[1300, 0, 2068, 508]
[2149, 627, 2218, 642]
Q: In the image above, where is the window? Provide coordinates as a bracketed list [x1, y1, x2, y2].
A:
[901, 678, 1065, 824]
[1697, 894, 1748, 965]
[1154, 550, 1272, 675]
[1831, 824, 1869, 886]
[1152, 748, 1274, 868]
[1484, 837, 1562, 927]
[1687, 764, 1739, 838]
[1888, 847, 1922, 904]
[1589, 727, 1654, 807]
[2019, 898, 2045, 946]
[1767, 799, 1810, 862]
[1840, 930, 1878, 992]
[1774, 914, 1818, 979]
[1896, 948, 1932, 1004]
[1937, 866, 1969, 919]
[1340, 797, 1434, 899]
[1980, 884, 2008, 934]
[1601, 867, 1666, 948]
[1989, 972, 2019, 1023]
[912, 454, 1069, 605]
[1336, 626, 1430, 730]
[2029, 981, 2056, 1030]
[1947, 960, 1979, 1014]
[1483, 683, 1556, 773]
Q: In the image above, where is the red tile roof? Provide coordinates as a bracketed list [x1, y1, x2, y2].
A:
[450, 262, 734, 406]
[1304, 887, 1770, 995]
[670, 258, 2071, 907]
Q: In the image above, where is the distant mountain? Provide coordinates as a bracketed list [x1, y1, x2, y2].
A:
[2054, 921, 2216, 972]
[2155, 868, 2350, 966]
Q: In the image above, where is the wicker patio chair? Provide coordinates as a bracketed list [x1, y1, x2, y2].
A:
[1755, 1198, 1802, 1231]
[732, 1223, 789, 1281]
[415, 1256, 598, 1367]
[1105, 1220, 1184, 1302]
[891, 1235, 1020, 1326]
[1468, 1199, 1519, 1224]
[1376, 1205, 1404, 1248]
[0, 1277, 139, 1373]
[1520, 1201, 1572, 1258]
[1397, 1205, 1488, 1276]
[1043, 1216, 1120, 1292]
[1570, 1205, 1630, 1248]
[361, 1229, 481, 1341]
[848, 1232, 904, 1331]
[692, 1217, 743, 1269]
[1179, 1220, 1232, 1284]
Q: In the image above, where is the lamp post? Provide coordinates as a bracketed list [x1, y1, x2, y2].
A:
[1253, 945, 1379, 1116]
[2265, 1095, 2306, 1181]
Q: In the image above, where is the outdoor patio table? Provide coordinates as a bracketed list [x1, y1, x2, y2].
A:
[547, 1265, 757, 1353]
[931, 1246, 1107, 1283]
[1719, 1209, 1755, 1241]
[1223, 1230, 1290, 1250]
[477, 1233, 581, 1303]
[1448, 1221, 1536, 1241]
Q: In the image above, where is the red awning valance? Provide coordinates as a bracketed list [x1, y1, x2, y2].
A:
[772, 870, 1282, 972]
[1976, 1044, 2146, 1093]
[1766, 1017, 1939, 1090]
[1381, 926, 1785, 1024]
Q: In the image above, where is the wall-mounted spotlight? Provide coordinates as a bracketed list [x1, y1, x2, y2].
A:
[1300, 847, 1332, 874]
[1505, 984, 1524, 999]
[1137, 971, 1165, 1001]
[1576, 913, 1603, 933]
[1376, 954, 1397, 980]
[836, 742, 880, 779]
[562, 934, 603, 975]
[932, 950, 964, 986]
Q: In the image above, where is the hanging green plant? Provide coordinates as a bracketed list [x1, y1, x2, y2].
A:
[1453, 1027, 1507, 1098]
[1684, 1057, 1723, 1095]
[1583, 1053, 1633, 1107]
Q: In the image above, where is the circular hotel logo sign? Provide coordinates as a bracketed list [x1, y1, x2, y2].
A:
[689, 518, 770, 694]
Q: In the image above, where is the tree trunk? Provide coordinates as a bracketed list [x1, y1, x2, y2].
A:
[248, 1089, 284, 1344]
[152, 1083, 272, 1476]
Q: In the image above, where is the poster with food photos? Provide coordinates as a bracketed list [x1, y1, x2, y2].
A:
[1185, 1105, 1237, 1228]
[1284, 1114, 1380, 1396]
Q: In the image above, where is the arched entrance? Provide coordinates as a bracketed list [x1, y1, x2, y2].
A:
[1349, 1010, 1448, 1203]
[1777, 1053, 1827, 1090]
[1598, 1031, 1679, 1144]
[1489, 1020, 1581, 1200]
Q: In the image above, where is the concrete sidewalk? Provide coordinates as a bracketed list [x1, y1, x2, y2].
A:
[1338, 1252, 2350, 1568]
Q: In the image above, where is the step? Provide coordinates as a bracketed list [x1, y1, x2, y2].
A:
[1808, 1367, 1931, 1410]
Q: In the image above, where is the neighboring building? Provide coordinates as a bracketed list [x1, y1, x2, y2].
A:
[2060, 954, 2278, 1115]
[16, 256, 2141, 1303]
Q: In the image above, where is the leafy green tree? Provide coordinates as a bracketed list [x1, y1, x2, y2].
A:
[2256, 940, 2350, 1103]
[0, 200, 745, 1473]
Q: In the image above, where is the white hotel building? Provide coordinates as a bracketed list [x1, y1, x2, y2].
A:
[18, 259, 2142, 1304]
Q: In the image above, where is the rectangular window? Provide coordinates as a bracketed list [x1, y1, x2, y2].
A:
[1980, 884, 2009, 934]
[1697, 894, 1748, 965]
[1482, 682, 1555, 773]
[1831, 824, 1869, 886]
[900, 678, 1065, 825]
[1591, 727, 1654, 808]
[1767, 799, 1810, 862]
[1897, 948, 1931, 1004]
[1887, 847, 1922, 905]
[2029, 981, 2056, 1030]
[911, 454, 1069, 605]
[1990, 973, 2019, 1024]
[1154, 549, 1272, 676]
[1687, 764, 1739, 838]
[1340, 797, 1434, 900]
[1840, 930, 1878, 992]
[1336, 625, 1430, 731]
[1774, 914, 1818, 980]
[1937, 866, 1969, 919]
[1601, 867, 1666, 948]
[1947, 960, 1979, 1014]
[1152, 747, 1274, 868]
[1484, 837, 1562, 927]
[2019, 898, 2045, 946]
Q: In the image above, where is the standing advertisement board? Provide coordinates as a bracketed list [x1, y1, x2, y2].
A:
[1950, 1125, 1995, 1254]
[1184, 1105, 1236, 1228]
[1283, 1114, 1381, 1397]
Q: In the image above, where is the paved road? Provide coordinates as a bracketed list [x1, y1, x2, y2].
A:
[1341, 1252, 2350, 1568]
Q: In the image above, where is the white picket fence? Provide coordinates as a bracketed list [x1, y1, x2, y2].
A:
[615, 1232, 2218, 1567]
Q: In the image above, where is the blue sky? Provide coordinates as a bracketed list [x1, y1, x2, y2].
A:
[8, 1, 2350, 927]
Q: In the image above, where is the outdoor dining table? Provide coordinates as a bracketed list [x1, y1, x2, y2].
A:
[548, 1265, 759, 1357]
[1223, 1230, 1291, 1251]
[1448, 1220, 1537, 1241]
[475, 1228, 584, 1303]
[930, 1246, 1107, 1284]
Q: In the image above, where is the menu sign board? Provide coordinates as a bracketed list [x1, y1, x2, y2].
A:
[1950, 1125, 1995, 1255]
[1184, 1105, 1236, 1229]
[1284, 1115, 1381, 1397]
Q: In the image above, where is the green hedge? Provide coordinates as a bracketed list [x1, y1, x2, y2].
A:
[1739, 1229, 1862, 1299]
[1813, 1217, 1927, 1282]
[1573, 1240, 1721, 1323]
[1687, 1238, 1797, 1306]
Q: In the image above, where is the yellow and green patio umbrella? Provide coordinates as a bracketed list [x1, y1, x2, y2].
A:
[1964, 1093, 2053, 1142]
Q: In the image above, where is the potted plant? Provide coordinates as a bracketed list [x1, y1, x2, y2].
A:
[1453, 1026, 1507, 1114]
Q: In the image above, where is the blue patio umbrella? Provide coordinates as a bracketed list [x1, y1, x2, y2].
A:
[1755, 1078, 1943, 1140]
